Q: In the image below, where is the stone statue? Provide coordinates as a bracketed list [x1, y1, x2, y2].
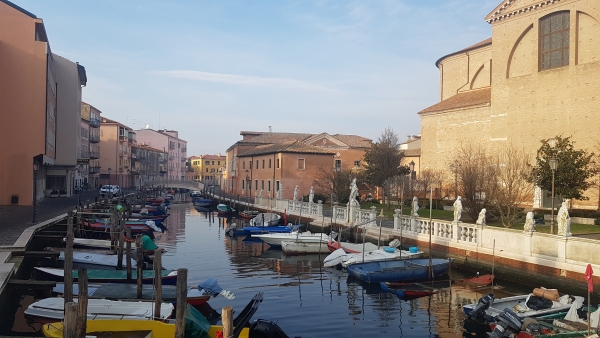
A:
[259, 189, 263, 198]
[411, 196, 419, 216]
[453, 196, 462, 223]
[348, 178, 359, 206]
[309, 186, 314, 203]
[276, 185, 282, 199]
[557, 201, 571, 236]
[523, 211, 535, 232]
[293, 185, 299, 201]
[476, 208, 486, 226]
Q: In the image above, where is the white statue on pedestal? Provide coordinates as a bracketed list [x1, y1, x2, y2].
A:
[476, 208, 486, 226]
[309, 186, 314, 203]
[293, 185, 299, 201]
[557, 201, 571, 236]
[259, 189, 263, 198]
[523, 211, 535, 232]
[453, 196, 462, 223]
[411, 196, 419, 217]
[276, 184, 282, 200]
[348, 178, 359, 207]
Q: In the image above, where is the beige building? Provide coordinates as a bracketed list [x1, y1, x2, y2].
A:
[99, 118, 135, 188]
[419, 0, 600, 209]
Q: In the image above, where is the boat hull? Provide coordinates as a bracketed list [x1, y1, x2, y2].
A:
[346, 258, 451, 283]
[281, 241, 330, 255]
[254, 232, 328, 247]
[34, 267, 178, 285]
[463, 294, 576, 320]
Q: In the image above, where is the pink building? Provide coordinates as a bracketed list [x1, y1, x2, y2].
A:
[135, 129, 187, 180]
[80, 103, 102, 188]
[99, 118, 135, 188]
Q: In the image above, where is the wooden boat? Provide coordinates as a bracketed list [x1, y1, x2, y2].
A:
[227, 223, 295, 236]
[193, 197, 212, 208]
[380, 281, 445, 300]
[250, 213, 281, 226]
[281, 240, 330, 255]
[239, 210, 259, 219]
[327, 240, 378, 253]
[82, 220, 149, 234]
[53, 282, 211, 307]
[70, 238, 112, 249]
[25, 297, 174, 324]
[456, 273, 494, 287]
[253, 230, 327, 247]
[217, 204, 236, 216]
[346, 258, 451, 283]
[56, 251, 138, 269]
[34, 267, 178, 285]
[323, 247, 423, 268]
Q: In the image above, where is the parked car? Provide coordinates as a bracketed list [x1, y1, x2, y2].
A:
[99, 185, 121, 197]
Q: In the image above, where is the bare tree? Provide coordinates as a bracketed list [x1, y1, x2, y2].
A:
[312, 164, 354, 203]
[491, 145, 534, 227]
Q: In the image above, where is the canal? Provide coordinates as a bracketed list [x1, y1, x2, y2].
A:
[7, 203, 531, 337]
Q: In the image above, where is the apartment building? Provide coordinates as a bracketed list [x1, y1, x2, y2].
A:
[135, 129, 187, 180]
[80, 102, 102, 189]
[99, 118, 135, 188]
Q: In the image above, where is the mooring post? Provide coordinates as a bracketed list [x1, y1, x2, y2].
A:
[175, 268, 188, 338]
[126, 227, 132, 280]
[222, 306, 234, 338]
[117, 215, 124, 270]
[64, 211, 74, 304]
[153, 249, 163, 320]
[136, 234, 143, 298]
[76, 268, 88, 337]
[64, 302, 78, 337]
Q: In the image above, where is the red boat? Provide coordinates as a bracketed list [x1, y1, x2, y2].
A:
[457, 274, 494, 286]
[239, 210, 258, 219]
[81, 220, 149, 234]
[380, 281, 441, 300]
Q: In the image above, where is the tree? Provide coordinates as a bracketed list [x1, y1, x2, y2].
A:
[312, 164, 354, 203]
[491, 145, 534, 227]
[448, 143, 498, 222]
[363, 127, 410, 208]
[528, 136, 597, 202]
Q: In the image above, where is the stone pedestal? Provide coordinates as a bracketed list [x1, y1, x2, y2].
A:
[393, 209, 401, 230]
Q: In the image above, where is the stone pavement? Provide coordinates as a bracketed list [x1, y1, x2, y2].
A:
[0, 190, 99, 246]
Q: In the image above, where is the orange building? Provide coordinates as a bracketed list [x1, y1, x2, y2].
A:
[0, 1, 58, 205]
[99, 118, 135, 188]
[223, 131, 372, 200]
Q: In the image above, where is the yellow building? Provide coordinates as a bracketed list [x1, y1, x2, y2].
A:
[189, 154, 225, 182]
[418, 0, 600, 210]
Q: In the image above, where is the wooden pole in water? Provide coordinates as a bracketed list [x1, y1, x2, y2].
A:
[222, 306, 234, 338]
[175, 268, 188, 338]
[153, 249, 163, 320]
[110, 208, 117, 253]
[400, 182, 404, 250]
[491, 239, 496, 293]
[136, 234, 143, 298]
[126, 227, 132, 280]
[76, 268, 88, 337]
[117, 215, 124, 270]
[64, 211, 74, 304]
[64, 302, 78, 338]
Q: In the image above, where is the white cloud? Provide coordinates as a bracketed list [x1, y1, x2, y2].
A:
[153, 70, 338, 92]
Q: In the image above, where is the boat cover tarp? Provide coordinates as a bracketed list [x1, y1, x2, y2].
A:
[184, 304, 211, 338]
[198, 278, 235, 299]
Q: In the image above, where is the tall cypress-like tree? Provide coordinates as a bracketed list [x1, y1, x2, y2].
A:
[363, 127, 410, 207]
[529, 136, 597, 202]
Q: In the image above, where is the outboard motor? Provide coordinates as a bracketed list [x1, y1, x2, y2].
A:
[249, 319, 291, 338]
[468, 293, 495, 322]
[488, 308, 522, 338]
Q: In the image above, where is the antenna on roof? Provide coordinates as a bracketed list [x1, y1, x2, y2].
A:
[269, 126, 272, 132]
[145, 124, 150, 129]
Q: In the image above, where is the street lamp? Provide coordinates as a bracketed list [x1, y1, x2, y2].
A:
[107, 167, 112, 199]
[409, 160, 415, 195]
[33, 159, 39, 223]
[548, 138, 558, 234]
[245, 169, 250, 202]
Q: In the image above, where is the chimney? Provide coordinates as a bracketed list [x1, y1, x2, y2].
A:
[407, 135, 411, 142]
[269, 126, 272, 132]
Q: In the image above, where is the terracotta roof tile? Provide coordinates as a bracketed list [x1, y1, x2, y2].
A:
[200, 154, 226, 160]
[418, 88, 491, 115]
[238, 141, 334, 157]
[330, 134, 373, 148]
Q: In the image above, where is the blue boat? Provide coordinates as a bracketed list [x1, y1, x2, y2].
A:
[193, 198, 212, 208]
[346, 258, 451, 283]
[227, 224, 294, 237]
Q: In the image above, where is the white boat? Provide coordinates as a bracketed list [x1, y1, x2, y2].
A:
[25, 297, 173, 323]
[323, 247, 423, 268]
[71, 238, 112, 249]
[253, 231, 329, 247]
[250, 213, 281, 226]
[327, 240, 378, 253]
[58, 251, 137, 269]
[282, 241, 330, 255]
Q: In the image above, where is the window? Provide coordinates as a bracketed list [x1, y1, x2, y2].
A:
[212, 161, 214, 165]
[205, 160, 210, 165]
[242, 180, 245, 189]
[218, 161, 220, 165]
[335, 159, 342, 171]
[298, 158, 305, 170]
[276, 180, 280, 192]
[206, 168, 208, 172]
[262, 160, 265, 169]
[261, 180, 264, 190]
[250, 161, 253, 169]
[269, 159, 272, 168]
[256, 160, 258, 169]
[540, 11, 570, 70]
[255, 180, 258, 190]
[243, 161, 245, 169]
[268, 180, 271, 191]
[277, 158, 280, 169]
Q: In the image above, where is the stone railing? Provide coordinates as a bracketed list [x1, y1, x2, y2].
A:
[393, 211, 480, 246]
[332, 204, 377, 226]
[253, 197, 323, 216]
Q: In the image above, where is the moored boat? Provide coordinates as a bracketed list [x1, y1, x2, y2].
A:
[281, 240, 330, 255]
[226, 223, 295, 236]
[217, 203, 236, 216]
[380, 281, 441, 300]
[323, 247, 423, 268]
[34, 267, 178, 285]
[250, 213, 281, 226]
[253, 229, 327, 247]
[239, 210, 259, 219]
[56, 250, 138, 269]
[327, 240, 378, 253]
[346, 258, 451, 283]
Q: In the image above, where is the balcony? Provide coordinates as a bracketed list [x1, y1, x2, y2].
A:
[169, 156, 174, 161]
[89, 166, 101, 174]
[89, 134, 100, 143]
[80, 150, 90, 159]
[89, 118, 101, 128]
[181, 147, 187, 153]
[169, 143, 176, 150]
[128, 132, 136, 143]
[90, 151, 100, 159]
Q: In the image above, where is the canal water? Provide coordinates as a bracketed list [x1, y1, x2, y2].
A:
[8, 203, 528, 337]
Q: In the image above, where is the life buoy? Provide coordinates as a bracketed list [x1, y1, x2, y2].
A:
[122, 234, 135, 243]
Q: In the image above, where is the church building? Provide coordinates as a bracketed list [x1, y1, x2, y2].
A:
[418, 0, 600, 209]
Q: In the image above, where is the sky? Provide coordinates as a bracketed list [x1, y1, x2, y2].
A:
[14, 0, 498, 155]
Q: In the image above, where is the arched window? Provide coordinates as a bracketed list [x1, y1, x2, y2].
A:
[539, 11, 570, 70]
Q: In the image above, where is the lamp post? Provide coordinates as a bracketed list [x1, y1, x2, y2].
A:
[107, 167, 112, 199]
[548, 138, 558, 234]
[245, 170, 250, 204]
[409, 160, 415, 196]
[33, 159, 39, 223]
